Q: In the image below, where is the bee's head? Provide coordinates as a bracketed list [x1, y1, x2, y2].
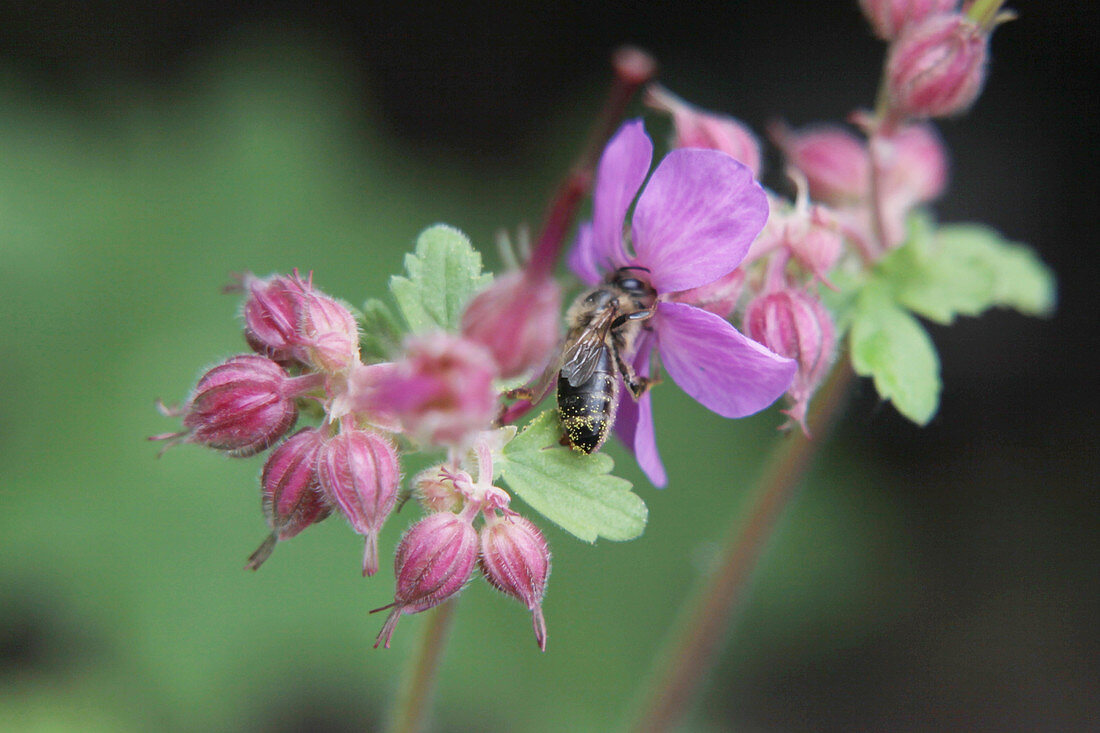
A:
[610, 266, 656, 300]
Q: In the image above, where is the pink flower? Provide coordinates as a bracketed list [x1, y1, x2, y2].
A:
[745, 289, 836, 433]
[373, 511, 479, 648]
[368, 333, 499, 447]
[768, 122, 871, 206]
[153, 354, 320, 456]
[885, 12, 989, 119]
[645, 85, 763, 178]
[479, 514, 551, 651]
[317, 428, 400, 577]
[461, 271, 562, 380]
[569, 120, 797, 486]
[246, 427, 331, 570]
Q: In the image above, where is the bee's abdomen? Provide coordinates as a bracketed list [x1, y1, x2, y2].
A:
[557, 363, 618, 454]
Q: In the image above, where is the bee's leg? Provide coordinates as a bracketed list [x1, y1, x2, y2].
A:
[614, 348, 659, 399]
[497, 348, 562, 425]
[610, 306, 656, 330]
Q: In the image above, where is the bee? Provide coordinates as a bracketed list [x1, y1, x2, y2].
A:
[557, 267, 658, 453]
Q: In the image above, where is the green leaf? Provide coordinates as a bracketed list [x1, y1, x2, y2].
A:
[497, 410, 648, 543]
[849, 285, 941, 425]
[389, 224, 492, 332]
[935, 224, 1057, 317]
[358, 298, 404, 362]
[877, 217, 1056, 324]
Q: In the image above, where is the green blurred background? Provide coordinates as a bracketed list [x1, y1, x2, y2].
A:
[1, 2, 1094, 731]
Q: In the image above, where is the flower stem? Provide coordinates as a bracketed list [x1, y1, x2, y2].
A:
[525, 46, 656, 281]
[383, 599, 459, 733]
[623, 356, 855, 733]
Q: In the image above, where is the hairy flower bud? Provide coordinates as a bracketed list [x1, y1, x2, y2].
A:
[787, 205, 844, 282]
[293, 275, 360, 373]
[461, 271, 562, 380]
[157, 354, 301, 456]
[371, 332, 499, 447]
[885, 13, 989, 119]
[239, 272, 305, 364]
[317, 428, 400, 577]
[745, 290, 836, 433]
[479, 515, 551, 651]
[646, 85, 763, 177]
[881, 123, 949, 204]
[859, 0, 959, 40]
[246, 427, 331, 570]
[412, 466, 463, 513]
[769, 123, 869, 206]
[373, 512, 479, 648]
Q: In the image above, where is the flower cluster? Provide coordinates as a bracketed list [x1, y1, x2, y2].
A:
[153, 269, 555, 648]
[634, 0, 1008, 435]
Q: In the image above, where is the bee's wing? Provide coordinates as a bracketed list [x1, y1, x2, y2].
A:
[560, 311, 615, 387]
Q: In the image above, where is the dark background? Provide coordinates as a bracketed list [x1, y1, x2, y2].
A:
[0, 1, 1095, 731]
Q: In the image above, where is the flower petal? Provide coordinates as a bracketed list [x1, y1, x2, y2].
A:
[592, 119, 653, 273]
[632, 149, 769, 293]
[613, 339, 667, 487]
[654, 301, 796, 418]
[566, 222, 602, 286]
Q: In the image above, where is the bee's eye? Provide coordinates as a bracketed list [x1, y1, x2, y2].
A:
[618, 278, 643, 292]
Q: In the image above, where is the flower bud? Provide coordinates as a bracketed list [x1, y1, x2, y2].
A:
[373, 512, 479, 648]
[880, 123, 949, 204]
[479, 515, 551, 651]
[646, 85, 763, 177]
[885, 13, 989, 119]
[371, 332, 499, 447]
[245, 428, 331, 570]
[670, 268, 745, 319]
[744, 290, 836, 433]
[859, 0, 959, 40]
[412, 466, 463, 513]
[787, 205, 844, 282]
[461, 271, 562, 380]
[293, 274, 360, 373]
[158, 354, 300, 456]
[769, 123, 869, 206]
[317, 428, 400, 577]
[239, 272, 305, 364]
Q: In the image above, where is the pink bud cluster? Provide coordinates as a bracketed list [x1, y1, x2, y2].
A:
[374, 446, 552, 651]
[155, 267, 556, 650]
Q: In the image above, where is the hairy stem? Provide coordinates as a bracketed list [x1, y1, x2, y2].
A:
[525, 46, 656, 281]
[384, 599, 459, 733]
[624, 356, 855, 733]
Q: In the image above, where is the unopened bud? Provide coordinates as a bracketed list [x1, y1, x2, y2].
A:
[317, 428, 400, 577]
[787, 205, 844, 282]
[246, 428, 331, 570]
[461, 271, 562, 380]
[744, 290, 836, 433]
[885, 13, 989, 119]
[646, 85, 763, 177]
[293, 273, 360, 373]
[479, 515, 551, 651]
[154, 354, 306, 456]
[371, 333, 499, 447]
[880, 123, 949, 204]
[412, 466, 463, 513]
[859, 0, 959, 40]
[239, 272, 305, 364]
[373, 512, 479, 648]
[769, 123, 869, 206]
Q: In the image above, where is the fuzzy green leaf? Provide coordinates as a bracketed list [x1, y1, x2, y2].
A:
[497, 410, 648, 543]
[849, 286, 941, 425]
[389, 224, 493, 332]
[877, 218, 1056, 324]
[358, 298, 404, 361]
